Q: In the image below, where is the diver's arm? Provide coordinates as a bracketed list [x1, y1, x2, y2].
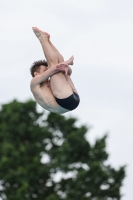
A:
[30, 65, 58, 89]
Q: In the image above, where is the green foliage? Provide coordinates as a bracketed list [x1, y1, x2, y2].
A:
[0, 99, 126, 200]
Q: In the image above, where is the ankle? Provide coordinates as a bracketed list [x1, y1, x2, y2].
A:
[39, 35, 49, 42]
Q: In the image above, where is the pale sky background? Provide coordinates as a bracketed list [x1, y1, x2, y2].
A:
[0, 0, 133, 199]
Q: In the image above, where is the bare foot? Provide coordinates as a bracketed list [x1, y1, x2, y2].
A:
[68, 56, 74, 65]
[60, 56, 74, 66]
[32, 27, 50, 39]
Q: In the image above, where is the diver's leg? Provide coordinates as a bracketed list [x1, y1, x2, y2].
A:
[49, 40, 73, 75]
[65, 75, 78, 94]
[49, 40, 64, 63]
[32, 27, 58, 67]
[32, 27, 73, 98]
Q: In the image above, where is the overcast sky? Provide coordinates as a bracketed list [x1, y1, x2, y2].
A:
[0, 0, 133, 199]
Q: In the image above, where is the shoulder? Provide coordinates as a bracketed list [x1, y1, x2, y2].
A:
[30, 77, 36, 85]
[30, 76, 39, 90]
[30, 75, 41, 89]
[30, 77, 35, 89]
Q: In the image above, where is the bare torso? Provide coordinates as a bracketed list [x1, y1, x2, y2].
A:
[30, 80, 69, 114]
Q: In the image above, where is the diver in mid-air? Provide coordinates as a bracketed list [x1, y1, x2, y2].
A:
[30, 27, 80, 114]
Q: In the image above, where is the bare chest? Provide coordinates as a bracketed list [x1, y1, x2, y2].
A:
[31, 81, 69, 114]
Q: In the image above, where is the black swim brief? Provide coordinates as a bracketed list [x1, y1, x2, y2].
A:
[55, 92, 80, 111]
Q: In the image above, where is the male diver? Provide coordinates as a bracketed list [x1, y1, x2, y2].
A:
[30, 27, 80, 114]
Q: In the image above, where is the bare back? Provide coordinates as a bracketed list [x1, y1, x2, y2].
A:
[30, 80, 69, 114]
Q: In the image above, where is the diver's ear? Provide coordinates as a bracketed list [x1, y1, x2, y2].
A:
[34, 72, 38, 76]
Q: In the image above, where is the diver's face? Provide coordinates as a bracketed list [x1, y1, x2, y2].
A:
[39, 65, 47, 74]
[33, 65, 48, 78]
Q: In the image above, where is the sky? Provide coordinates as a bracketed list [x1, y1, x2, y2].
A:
[0, 0, 133, 199]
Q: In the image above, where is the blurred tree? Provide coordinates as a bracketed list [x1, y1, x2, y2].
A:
[0, 100, 126, 200]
